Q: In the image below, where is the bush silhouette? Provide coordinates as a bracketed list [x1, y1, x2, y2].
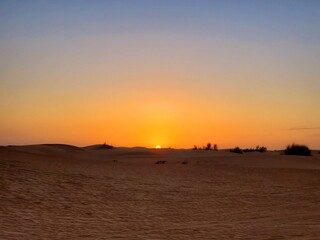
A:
[230, 147, 243, 154]
[205, 142, 212, 150]
[193, 143, 218, 151]
[242, 146, 267, 153]
[284, 144, 311, 156]
[257, 146, 267, 152]
[213, 144, 218, 151]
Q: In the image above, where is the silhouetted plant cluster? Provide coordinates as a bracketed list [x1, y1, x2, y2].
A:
[205, 143, 211, 150]
[242, 146, 267, 153]
[230, 146, 267, 154]
[284, 144, 311, 156]
[193, 142, 218, 151]
[230, 147, 243, 154]
[213, 144, 218, 151]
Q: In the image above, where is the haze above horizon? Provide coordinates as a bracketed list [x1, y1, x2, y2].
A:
[1, 0, 319, 149]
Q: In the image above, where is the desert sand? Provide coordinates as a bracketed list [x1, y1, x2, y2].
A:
[1, 144, 319, 239]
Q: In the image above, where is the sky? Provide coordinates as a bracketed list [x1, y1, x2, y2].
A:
[1, 0, 320, 149]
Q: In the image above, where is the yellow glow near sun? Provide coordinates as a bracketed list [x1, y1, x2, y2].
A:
[155, 145, 161, 149]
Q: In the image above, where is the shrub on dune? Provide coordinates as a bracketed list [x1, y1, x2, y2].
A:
[230, 147, 243, 154]
[205, 142, 212, 150]
[193, 143, 218, 151]
[213, 144, 218, 151]
[284, 144, 311, 156]
[242, 146, 267, 153]
[257, 146, 267, 152]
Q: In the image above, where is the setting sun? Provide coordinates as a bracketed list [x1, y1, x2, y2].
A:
[0, 1, 319, 150]
[1, 1, 320, 239]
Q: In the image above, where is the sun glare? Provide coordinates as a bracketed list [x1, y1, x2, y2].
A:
[155, 145, 161, 149]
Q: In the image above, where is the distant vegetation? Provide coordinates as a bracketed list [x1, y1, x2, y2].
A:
[193, 142, 218, 151]
[284, 144, 311, 156]
[243, 146, 267, 153]
[230, 147, 243, 154]
[205, 143, 211, 150]
[230, 146, 267, 154]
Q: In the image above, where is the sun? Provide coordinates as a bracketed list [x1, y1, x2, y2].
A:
[155, 145, 161, 149]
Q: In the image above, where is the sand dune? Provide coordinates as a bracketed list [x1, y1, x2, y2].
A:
[1, 145, 319, 239]
[83, 144, 114, 150]
[5, 144, 82, 154]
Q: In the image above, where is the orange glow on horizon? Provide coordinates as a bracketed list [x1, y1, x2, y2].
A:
[1, 1, 320, 150]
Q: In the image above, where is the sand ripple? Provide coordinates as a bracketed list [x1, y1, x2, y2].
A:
[1, 148, 320, 239]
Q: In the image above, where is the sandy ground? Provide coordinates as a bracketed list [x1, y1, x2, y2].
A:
[1, 144, 319, 239]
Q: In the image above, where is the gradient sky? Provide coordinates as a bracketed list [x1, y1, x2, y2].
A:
[1, 0, 320, 149]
